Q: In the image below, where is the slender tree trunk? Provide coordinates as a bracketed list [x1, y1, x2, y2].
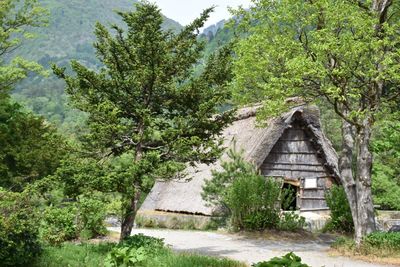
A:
[120, 190, 141, 241]
[119, 123, 145, 241]
[355, 117, 376, 242]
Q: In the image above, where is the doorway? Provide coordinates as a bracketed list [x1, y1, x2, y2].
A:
[281, 183, 298, 210]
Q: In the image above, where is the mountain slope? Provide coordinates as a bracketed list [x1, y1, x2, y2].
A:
[16, 0, 182, 66]
[12, 0, 182, 134]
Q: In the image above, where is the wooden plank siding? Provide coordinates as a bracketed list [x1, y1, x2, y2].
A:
[260, 121, 333, 210]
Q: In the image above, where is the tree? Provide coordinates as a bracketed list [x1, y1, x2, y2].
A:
[231, 0, 399, 244]
[0, 99, 67, 191]
[54, 2, 234, 241]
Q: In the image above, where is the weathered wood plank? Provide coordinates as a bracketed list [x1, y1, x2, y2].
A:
[280, 129, 306, 140]
[264, 153, 324, 165]
[302, 189, 326, 198]
[271, 140, 316, 153]
[301, 199, 328, 209]
[262, 169, 328, 178]
[261, 163, 326, 172]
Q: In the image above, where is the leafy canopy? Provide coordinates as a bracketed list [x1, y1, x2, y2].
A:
[231, 0, 400, 122]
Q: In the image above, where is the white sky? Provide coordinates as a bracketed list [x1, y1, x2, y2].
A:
[151, 0, 252, 27]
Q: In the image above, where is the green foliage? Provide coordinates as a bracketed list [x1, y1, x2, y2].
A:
[0, 97, 68, 191]
[324, 185, 354, 233]
[0, 0, 47, 94]
[40, 205, 77, 245]
[0, 189, 42, 266]
[363, 232, 400, 252]
[120, 234, 165, 249]
[280, 187, 296, 211]
[232, 0, 399, 119]
[252, 252, 310, 267]
[33, 242, 115, 267]
[146, 252, 245, 267]
[33, 241, 245, 267]
[278, 212, 306, 232]
[0, 1, 66, 192]
[77, 194, 108, 239]
[372, 110, 400, 210]
[105, 234, 165, 267]
[226, 173, 281, 230]
[332, 232, 400, 258]
[105, 246, 152, 267]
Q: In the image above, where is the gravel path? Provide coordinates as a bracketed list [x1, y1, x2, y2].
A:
[109, 227, 391, 267]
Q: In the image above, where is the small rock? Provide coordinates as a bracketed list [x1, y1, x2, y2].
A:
[388, 224, 400, 232]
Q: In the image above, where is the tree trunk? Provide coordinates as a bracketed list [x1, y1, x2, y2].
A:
[339, 119, 360, 240]
[119, 123, 145, 241]
[355, 117, 376, 242]
[120, 190, 141, 241]
[339, 116, 377, 245]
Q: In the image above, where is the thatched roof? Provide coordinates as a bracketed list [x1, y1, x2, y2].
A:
[139, 105, 340, 216]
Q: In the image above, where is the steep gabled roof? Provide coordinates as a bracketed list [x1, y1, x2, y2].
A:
[139, 105, 340, 216]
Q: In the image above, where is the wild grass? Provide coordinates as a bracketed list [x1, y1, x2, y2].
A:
[331, 233, 400, 266]
[33, 242, 245, 267]
[33, 243, 114, 267]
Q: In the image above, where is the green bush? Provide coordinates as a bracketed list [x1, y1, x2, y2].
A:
[0, 189, 42, 266]
[278, 212, 306, 231]
[226, 174, 281, 230]
[77, 194, 108, 239]
[252, 252, 310, 267]
[203, 149, 281, 231]
[324, 185, 354, 233]
[105, 234, 165, 266]
[40, 205, 78, 245]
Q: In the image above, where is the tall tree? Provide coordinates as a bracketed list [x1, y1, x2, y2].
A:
[231, 0, 399, 244]
[54, 2, 233, 241]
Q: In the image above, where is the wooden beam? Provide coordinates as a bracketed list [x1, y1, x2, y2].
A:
[300, 197, 326, 200]
[300, 207, 330, 211]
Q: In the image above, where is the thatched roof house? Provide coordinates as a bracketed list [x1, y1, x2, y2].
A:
[139, 105, 340, 220]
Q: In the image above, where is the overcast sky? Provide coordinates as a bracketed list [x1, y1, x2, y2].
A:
[151, 0, 252, 27]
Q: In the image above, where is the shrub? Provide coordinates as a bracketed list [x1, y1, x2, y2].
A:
[40, 205, 78, 245]
[203, 149, 281, 231]
[0, 189, 42, 266]
[324, 185, 354, 233]
[252, 252, 310, 267]
[278, 212, 306, 231]
[105, 234, 165, 266]
[226, 174, 281, 230]
[77, 194, 108, 238]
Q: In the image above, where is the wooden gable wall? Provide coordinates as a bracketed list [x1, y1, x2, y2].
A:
[260, 119, 335, 211]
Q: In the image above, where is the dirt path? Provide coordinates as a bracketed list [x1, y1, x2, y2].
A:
[109, 227, 391, 267]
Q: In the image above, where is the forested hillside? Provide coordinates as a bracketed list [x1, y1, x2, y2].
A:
[11, 0, 182, 134]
